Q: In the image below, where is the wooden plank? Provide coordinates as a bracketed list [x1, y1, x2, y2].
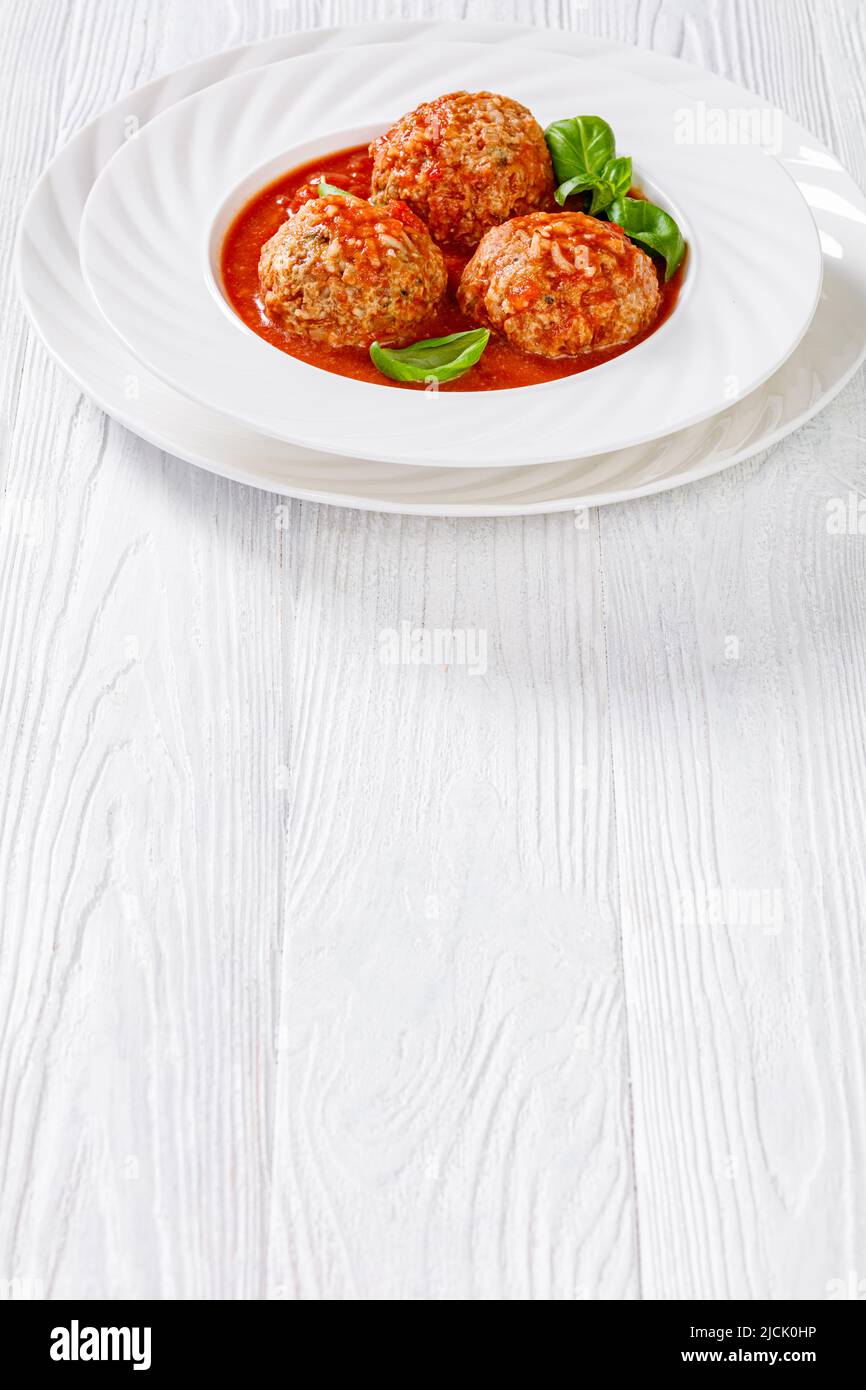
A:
[0, 0, 285, 1298]
[267, 507, 634, 1299]
[596, 0, 866, 1302]
[1, 0, 864, 1301]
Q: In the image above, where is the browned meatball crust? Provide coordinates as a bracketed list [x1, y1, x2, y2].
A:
[369, 91, 554, 250]
[458, 210, 661, 357]
[258, 194, 447, 347]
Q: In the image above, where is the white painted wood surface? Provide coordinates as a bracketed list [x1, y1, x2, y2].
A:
[1, 0, 865, 1301]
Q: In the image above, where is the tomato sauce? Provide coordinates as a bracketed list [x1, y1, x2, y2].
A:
[220, 143, 684, 392]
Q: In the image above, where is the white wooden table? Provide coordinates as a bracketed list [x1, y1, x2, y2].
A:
[1, 0, 865, 1302]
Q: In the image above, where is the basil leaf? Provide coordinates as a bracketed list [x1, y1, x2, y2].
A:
[588, 155, 633, 214]
[317, 180, 361, 201]
[545, 116, 615, 186]
[370, 329, 490, 384]
[605, 156, 633, 195]
[553, 172, 598, 207]
[544, 113, 686, 276]
[607, 196, 686, 280]
[545, 119, 631, 211]
[555, 156, 631, 212]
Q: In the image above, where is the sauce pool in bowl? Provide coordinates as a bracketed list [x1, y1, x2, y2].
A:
[220, 142, 685, 392]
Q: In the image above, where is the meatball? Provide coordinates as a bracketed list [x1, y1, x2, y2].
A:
[258, 193, 446, 347]
[458, 210, 661, 357]
[369, 91, 554, 250]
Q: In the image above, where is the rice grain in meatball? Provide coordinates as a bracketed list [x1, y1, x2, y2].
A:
[369, 91, 554, 250]
[458, 210, 661, 357]
[258, 193, 447, 347]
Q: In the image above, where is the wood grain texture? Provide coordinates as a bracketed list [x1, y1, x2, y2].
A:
[267, 507, 634, 1299]
[1, 0, 864, 1301]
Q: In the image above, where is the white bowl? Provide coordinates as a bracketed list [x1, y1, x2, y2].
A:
[78, 41, 822, 469]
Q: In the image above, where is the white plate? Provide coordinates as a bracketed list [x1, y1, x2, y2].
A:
[78, 41, 822, 469]
[16, 22, 866, 513]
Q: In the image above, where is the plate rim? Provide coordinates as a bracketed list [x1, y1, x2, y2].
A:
[76, 40, 823, 469]
[15, 19, 865, 514]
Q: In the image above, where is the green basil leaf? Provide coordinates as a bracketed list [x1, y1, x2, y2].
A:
[605, 155, 633, 196]
[317, 180, 361, 201]
[547, 121, 630, 210]
[607, 195, 686, 281]
[544, 116, 616, 187]
[545, 115, 686, 276]
[588, 184, 612, 215]
[557, 159, 630, 212]
[587, 155, 633, 214]
[553, 172, 598, 207]
[370, 329, 490, 384]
